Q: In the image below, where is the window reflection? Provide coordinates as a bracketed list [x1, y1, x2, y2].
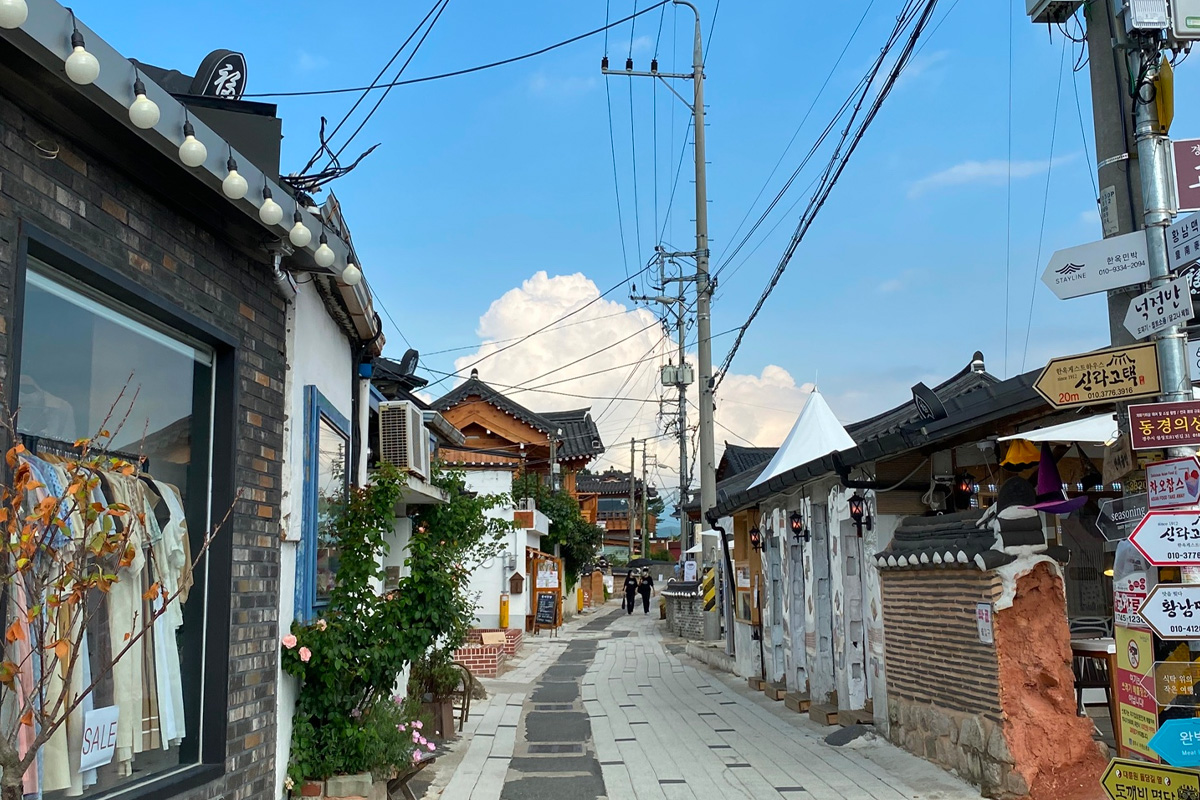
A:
[314, 415, 348, 604]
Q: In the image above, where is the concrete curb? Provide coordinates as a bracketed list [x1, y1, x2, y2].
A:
[684, 642, 737, 676]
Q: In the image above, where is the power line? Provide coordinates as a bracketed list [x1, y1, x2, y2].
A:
[606, 78, 632, 279]
[244, 1, 671, 98]
[509, 317, 664, 391]
[420, 367, 665, 404]
[423, 309, 634, 356]
[715, 0, 941, 390]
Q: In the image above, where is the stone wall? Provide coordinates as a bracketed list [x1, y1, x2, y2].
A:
[664, 593, 705, 639]
[886, 700, 1026, 798]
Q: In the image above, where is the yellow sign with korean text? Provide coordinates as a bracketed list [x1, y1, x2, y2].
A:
[1035, 342, 1161, 410]
[1101, 758, 1199, 800]
[1116, 625, 1160, 761]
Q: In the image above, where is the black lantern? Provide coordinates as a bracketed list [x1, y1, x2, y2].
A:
[790, 510, 809, 543]
[749, 526, 762, 552]
[848, 493, 872, 536]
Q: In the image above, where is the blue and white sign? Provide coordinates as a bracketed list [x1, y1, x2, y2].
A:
[1041, 230, 1150, 300]
[1149, 718, 1200, 767]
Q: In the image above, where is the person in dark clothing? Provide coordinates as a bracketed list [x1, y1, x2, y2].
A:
[623, 571, 639, 615]
[638, 568, 654, 614]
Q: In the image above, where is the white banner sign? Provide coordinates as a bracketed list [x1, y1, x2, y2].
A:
[1168, 212, 1200, 272]
[1138, 584, 1200, 640]
[1148, 456, 1200, 509]
[683, 560, 697, 581]
[1041, 230, 1150, 299]
[1124, 277, 1195, 340]
[1130, 510, 1200, 566]
[80, 706, 119, 772]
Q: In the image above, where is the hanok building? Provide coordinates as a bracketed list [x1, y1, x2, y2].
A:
[575, 469, 659, 556]
[431, 369, 604, 495]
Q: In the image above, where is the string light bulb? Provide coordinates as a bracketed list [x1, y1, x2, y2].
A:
[64, 9, 100, 85]
[128, 74, 160, 129]
[288, 208, 311, 248]
[0, 0, 28, 29]
[178, 119, 207, 167]
[259, 186, 283, 226]
[341, 262, 362, 286]
[222, 155, 248, 200]
[313, 233, 335, 268]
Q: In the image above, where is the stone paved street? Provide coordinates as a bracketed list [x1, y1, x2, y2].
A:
[422, 604, 984, 800]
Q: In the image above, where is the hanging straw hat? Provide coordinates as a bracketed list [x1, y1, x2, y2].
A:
[1022, 443, 1087, 515]
[1000, 439, 1040, 472]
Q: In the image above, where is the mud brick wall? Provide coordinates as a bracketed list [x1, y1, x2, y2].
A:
[466, 628, 524, 656]
[0, 91, 286, 800]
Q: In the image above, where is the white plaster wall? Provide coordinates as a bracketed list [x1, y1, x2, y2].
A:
[275, 285, 354, 799]
[864, 497, 896, 736]
[461, 469, 533, 629]
[828, 487, 868, 713]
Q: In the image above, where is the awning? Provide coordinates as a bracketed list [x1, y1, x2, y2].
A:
[997, 414, 1118, 445]
[684, 543, 703, 554]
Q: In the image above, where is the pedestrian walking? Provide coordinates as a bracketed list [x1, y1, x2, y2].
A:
[672, 561, 682, 580]
[638, 567, 654, 614]
[623, 570, 639, 615]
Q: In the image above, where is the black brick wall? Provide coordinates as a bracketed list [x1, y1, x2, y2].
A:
[0, 90, 285, 800]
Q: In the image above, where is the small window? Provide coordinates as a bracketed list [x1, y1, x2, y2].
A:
[297, 387, 349, 620]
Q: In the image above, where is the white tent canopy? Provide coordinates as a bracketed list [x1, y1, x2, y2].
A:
[750, 391, 856, 490]
[997, 414, 1118, 445]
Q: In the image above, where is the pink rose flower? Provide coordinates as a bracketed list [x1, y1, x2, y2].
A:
[392, 694, 404, 705]
[397, 723, 407, 732]
[299, 647, 312, 663]
[412, 731, 421, 743]
[418, 735, 427, 746]
[281, 634, 297, 649]
[412, 720, 423, 730]
[315, 619, 328, 631]
[426, 742, 435, 752]
[412, 751, 423, 763]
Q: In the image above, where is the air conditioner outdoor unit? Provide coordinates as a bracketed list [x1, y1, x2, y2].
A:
[378, 400, 429, 480]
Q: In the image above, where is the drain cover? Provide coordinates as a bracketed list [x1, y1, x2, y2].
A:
[534, 703, 575, 711]
[527, 743, 584, 754]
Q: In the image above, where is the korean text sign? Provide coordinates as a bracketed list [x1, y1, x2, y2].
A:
[1146, 457, 1200, 509]
[1035, 343, 1161, 410]
[1130, 401, 1200, 450]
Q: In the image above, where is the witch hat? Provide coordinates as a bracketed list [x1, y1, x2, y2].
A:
[1022, 442, 1087, 515]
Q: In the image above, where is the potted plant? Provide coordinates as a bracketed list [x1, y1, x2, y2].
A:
[408, 651, 466, 739]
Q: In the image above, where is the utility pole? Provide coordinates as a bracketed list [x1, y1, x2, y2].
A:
[602, 0, 714, 538]
[641, 447, 650, 555]
[629, 438, 637, 559]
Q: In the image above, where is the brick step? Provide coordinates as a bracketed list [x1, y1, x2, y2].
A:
[838, 708, 874, 727]
[809, 703, 839, 726]
[748, 676, 767, 691]
[763, 681, 787, 701]
[784, 692, 811, 713]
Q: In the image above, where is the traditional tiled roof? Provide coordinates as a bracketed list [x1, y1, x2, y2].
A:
[440, 446, 523, 469]
[874, 507, 1069, 572]
[575, 469, 654, 497]
[431, 375, 605, 462]
[718, 444, 777, 481]
[541, 409, 605, 461]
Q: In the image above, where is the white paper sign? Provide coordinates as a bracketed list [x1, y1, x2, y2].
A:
[1041, 230, 1150, 299]
[80, 706, 119, 772]
[683, 560, 697, 582]
[975, 602, 994, 645]
[1123, 276, 1195, 340]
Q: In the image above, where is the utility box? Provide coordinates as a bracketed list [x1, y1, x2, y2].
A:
[1173, 0, 1200, 38]
[1026, 0, 1083, 23]
[509, 572, 525, 595]
[1124, 0, 1169, 31]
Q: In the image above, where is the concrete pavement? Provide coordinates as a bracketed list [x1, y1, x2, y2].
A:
[422, 603, 983, 799]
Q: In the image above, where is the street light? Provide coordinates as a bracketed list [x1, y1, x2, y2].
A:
[789, 510, 808, 543]
[848, 494, 872, 537]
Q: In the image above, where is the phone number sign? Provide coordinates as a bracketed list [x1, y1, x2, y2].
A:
[1129, 511, 1200, 566]
[1139, 584, 1200, 640]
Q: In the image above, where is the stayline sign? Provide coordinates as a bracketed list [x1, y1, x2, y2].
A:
[1041, 230, 1150, 300]
[1129, 510, 1200, 567]
[1138, 584, 1200, 640]
[1034, 342, 1161, 410]
[1123, 276, 1195, 340]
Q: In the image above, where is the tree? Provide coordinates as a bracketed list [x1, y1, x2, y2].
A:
[512, 474, 602, 584]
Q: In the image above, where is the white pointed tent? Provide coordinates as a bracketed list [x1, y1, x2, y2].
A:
[749, 391, 856, 489]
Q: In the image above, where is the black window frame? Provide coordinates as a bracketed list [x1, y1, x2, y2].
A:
[9, 221, 240, 799]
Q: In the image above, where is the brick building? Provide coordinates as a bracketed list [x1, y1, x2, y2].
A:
[0, 3, 383, 799]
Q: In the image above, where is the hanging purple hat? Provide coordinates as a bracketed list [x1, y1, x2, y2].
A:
[1022, 442, 1087, 515]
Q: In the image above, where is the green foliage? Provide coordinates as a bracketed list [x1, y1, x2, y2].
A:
[513, 474, 602, 583]
[646, 493, 666, 519]
[282, 463, 510, 784]
[408, 650, 465, 701]
[648, 547, 673, 562]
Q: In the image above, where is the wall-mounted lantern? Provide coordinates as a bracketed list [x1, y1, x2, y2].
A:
[848, 494, 872, 537]
[789, 510, 809, 543]
[749, 527, 762, 553]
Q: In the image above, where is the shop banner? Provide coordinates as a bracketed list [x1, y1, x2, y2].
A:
[1130, 400, 1200, 450]
[1114, 572, 1150, 630]
[1153, 662, 1200, 708]
[1115, 625, 1160, 761]
[1147, 457, 1200, 508]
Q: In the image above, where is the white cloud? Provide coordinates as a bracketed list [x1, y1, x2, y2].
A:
[1078, 207, 1101, 226]
[907, 155, 1078, 199]
[629, 35, 653, 55]
[443, 272, 811, 504]
[897, 49, 950, 87]
[528, 73, 599, 99]
[295, 50, 329, 74]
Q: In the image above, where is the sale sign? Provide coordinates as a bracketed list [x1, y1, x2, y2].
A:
[1147, 456, 1200, 509]
[80, 706, 119, 772]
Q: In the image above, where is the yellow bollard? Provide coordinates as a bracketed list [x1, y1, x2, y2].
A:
[577, 586, 584, 613]
[499, 592, 510, 629]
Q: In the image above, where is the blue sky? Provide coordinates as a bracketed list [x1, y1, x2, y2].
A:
[71, 1, 1200, 491]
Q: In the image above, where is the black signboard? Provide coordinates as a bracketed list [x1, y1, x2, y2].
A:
[190, 49, 248, 100]
[535, 592, 558, 627]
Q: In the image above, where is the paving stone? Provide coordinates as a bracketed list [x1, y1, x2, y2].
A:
[523, 712, 590, 742]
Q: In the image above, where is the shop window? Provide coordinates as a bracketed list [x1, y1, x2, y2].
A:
[16, 258, 218, 798]
[296, 386, 349, 621]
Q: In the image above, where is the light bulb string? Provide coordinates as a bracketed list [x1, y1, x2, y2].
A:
[129, 60, 146, 96]
[65, 7, 85, 49]
[227, 144, 238, 173]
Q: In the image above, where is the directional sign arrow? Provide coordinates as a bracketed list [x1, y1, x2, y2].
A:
[1129, 510, 1200, 566]
[1123, 276, 1195, 340]
[1034, 342, 1161, 410]
[1167, 211, 1200, 272]
[1101, 757, 1200, 800]
[1150, 718, 1200, 767]
[1138, 584, 1200, 640]
[1042, 230, 1150, 300]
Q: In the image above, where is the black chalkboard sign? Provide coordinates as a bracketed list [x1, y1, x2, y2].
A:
[535, 592, 558, 626]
